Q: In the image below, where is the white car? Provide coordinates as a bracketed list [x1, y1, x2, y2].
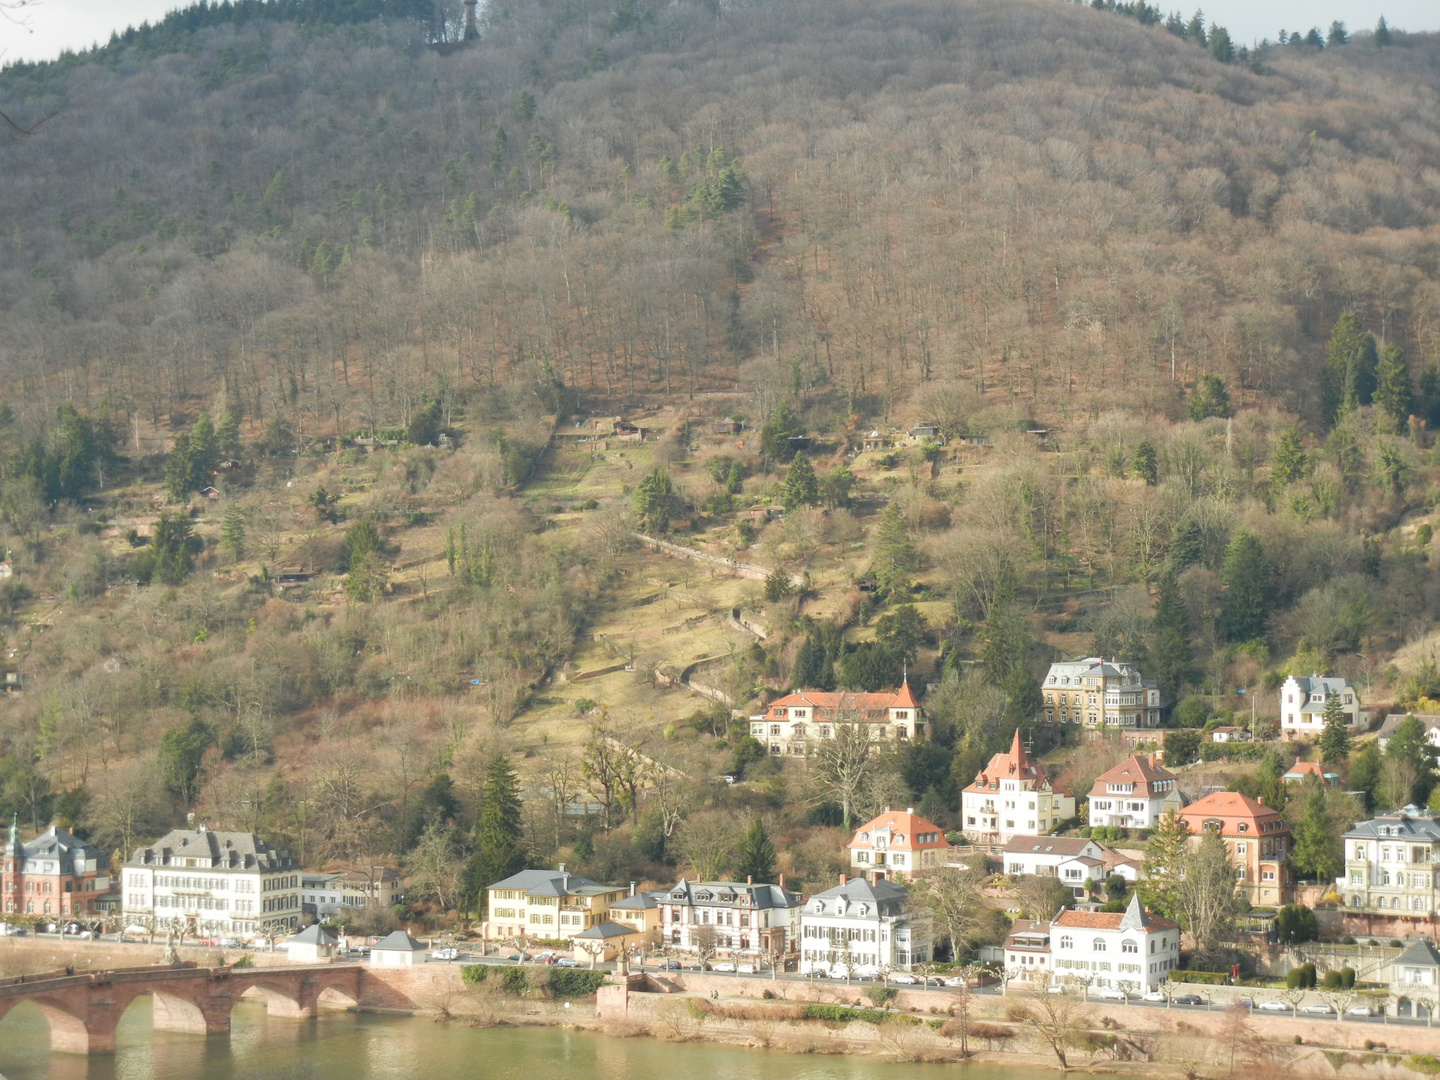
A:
[432, 947, 460, 961]
[851, 965, 880, 980]
[1143, 990, 1166, 1002]
[554, 958, 579, 968]
[1300, 1003, 1334, 1015]
[889, 973, 919, 985]
[737, 963, 757, 974]
[944, 975, 970, 988]
[1348, 1005, 1376, 1016]
[1094, 988, 1127, 1001]
[1256, 1001, 1290, 1012]
[711, 962, 737, 973]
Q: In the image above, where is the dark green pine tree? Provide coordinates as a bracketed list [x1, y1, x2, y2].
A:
[187, 411, 218, 490]
[220, 503, 246, 564]
[1324, 314, 1379, 421]
[873, 503, 918, 593]
[733, 816, 777, 884]
[1374, 16, 1391, 46]
[1185, 9, 1207, 46]
[1169, 520, 1204, 572]
[1131, 439, 1159, 485]
[760, 400, 802, 464]
[216, 408, 244, 460]
[1318, 693, 1351, 764]
[1290, 782, 1341, 881]
[1219, 529, 1270, 643]
[165, 432, 194, 503]
[1271, 428, 1309, 486]
[1373, 343, 1413, 434]
[1187, 375, 1232, 420]
[781, 453, 819, 510]
[633, 468, 678, 534]
[465, 754, 528, 915]
[1148, 570, 1192, 703]
[793, 632, 830, 690]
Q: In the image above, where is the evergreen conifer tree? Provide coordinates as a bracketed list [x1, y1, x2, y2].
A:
[1169, 520, 1204, 572]
[781, 453, 819, 510]
[634, 468, 679, 534]
[733, 816, 777, 884]
[873, 503, 918, 593]
[1187, 375, 1231, 421]
[794, 633, 830, 689]
[465, 754, 527, 914]
[1374, 16, 1391, 45]
[1319, 693, 1351, 763]
[1131, 439, 1158, 484]
[1148, 570, 1192, 702]
[1219, 529, 1270, 642]
[1374, 343, 1413, 433]
[760, 400, 802, 464]
[1272, 428, 1309, 485]
[221, 503, 246, 564]
[1290, 783, 1341, 881]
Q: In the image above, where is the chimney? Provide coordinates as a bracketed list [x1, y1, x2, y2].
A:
[558, 863, 565, 874]
[779, 873, 786, 889]
[629, 881, 636, 897]
[906, 807, 915, 815]
[1257, 796, 1264, 806]
[840, 872, 847, 886]
[747, 875, 753, 885]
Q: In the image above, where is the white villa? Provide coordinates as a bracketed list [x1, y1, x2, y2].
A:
[659, 878, 801, 960]
[1085, 754, 1182, 830]
[1047, 894, 1180, 993]
[961, 730, 1076, 843]
[798, 876, 932, 975]
[1280, 674, 1368, 740]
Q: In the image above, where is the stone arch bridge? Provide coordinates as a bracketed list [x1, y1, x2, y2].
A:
[0, 962, 368, 1053]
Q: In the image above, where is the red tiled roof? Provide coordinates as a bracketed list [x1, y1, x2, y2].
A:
[1087, 754, 1177, 799]
[767, 683, 919, 718]
[1178, 791, 1287, 834]
[1054, 909, 1179, 932]
[849, 807, 949, 850]
[965, 729, 1069, 794]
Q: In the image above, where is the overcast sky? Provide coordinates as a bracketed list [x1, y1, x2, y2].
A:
[2, 0, 1437, 65]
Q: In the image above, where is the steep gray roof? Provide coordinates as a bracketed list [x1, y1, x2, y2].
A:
[1343, 811, 1440, 842]
[808, 877, 910, 905]
[1379, 714, 1440, 739]
[485, 868, 619, 897]
[574, 921, 635, 939]
[1393, 939, 1440, 970]
[1004, 836, 1097, 857]
[14, 824, 108, 873]
[289, 924, 338, 946]
[610, 891, 663, 911]
[127, 828, 296, 872]
[373, 930, 426, 952]
[663, 879, 800, 910]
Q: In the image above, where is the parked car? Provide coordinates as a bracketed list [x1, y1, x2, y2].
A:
[554, 958, 579, 968]
[1300, 1003, 1334, 1015]
[504, 952, 528, 962]
[1256, 1001, 1290, 1012]
[711, 962, 737, 973]
[943, 975, 970, 988]
[432, 947, 460, 961]
[737, 964, 757, 974]
[1094, 988, 1127, 1001]
[1046, 983, 1067, 994]
[889, 973, 919, 985]
[1143, 990, 1166, 1002]
[658, 960, 682, 970]
[851, 965, 879, 981]
[1174, 995, 1205, 1006]
[1348, 1005, 1377, 1016]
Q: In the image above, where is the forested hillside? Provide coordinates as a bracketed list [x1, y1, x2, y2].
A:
[2, 0, 1440, 919]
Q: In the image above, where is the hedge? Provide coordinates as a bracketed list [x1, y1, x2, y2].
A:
[461, 965, 490, 987]
[1170, 971, 1227, 985]
[801, 1004, 919, 1026]
[1409, 1057, 1440, 1075]
[547, 970, 608, 997]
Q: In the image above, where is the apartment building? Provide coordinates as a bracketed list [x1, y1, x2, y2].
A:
[749, 681, 925, 758]
[1338, 808, 1440, 918]
[961, 729, 1076, 843]
[481, 867, 628, 943]
[658, 878, 801, 960]
[1039, 658, 1163, 729]
[848, 807, 949, 881]
[1086, 754, 1182, 830]
[3, 820, 116, 918]
[1178, 792, 1291, 905]
[122, 827, 302, 937]
[798, 876, 932, 974]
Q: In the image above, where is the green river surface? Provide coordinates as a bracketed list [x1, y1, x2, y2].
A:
[0, 1001, 1043, 1080]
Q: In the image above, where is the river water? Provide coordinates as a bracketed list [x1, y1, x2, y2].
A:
[0, 1001, 1046, 1080]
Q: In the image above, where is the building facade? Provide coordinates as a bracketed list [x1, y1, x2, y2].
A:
[2, 820, 116, 918]
[848, 807, 949, 881]
[798, 877, 932, 974]
[1378, 714, 1440, 752]
[1039, 658, 1162, 729]
[1002, 836, 1108, 897]
[1178, 792, 1291, 905]
[1338, 808, 1440, 918]
[658, 878, 801, 960]
[749, 681, 925, 758]
[1003, 919, 1053, 986]
[1047, 894, 1180, 993]
[961, 729, 1076, 843]
[1086, 755, 1181, 830]
[122, 827, 303, 937]
[1279, 675, 1368, 740]
[481, 867, 628, 943]
[301, 868, 402, 921]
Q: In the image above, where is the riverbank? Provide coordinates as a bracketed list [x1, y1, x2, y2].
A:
[4, 936, 1436, 1080]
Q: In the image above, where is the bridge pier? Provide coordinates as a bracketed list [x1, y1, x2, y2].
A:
[37, 999, 124, 1055]
[260, 977, 323, 1019]
[153, 988, 234, 1036]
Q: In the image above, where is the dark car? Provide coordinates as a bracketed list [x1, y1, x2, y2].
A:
[658, 960, 682, 970]
[1174, 994, 1205, 1005]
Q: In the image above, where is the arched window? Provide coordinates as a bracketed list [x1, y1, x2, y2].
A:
[1093, 938, 1106, 952]
[1122, 939, 1138, 954]
[1058, 936, 1073, 950]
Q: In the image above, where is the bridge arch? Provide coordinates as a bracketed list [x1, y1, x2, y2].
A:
[0, 995, 110, 1054]
[240, 980, 317, 1019]
[317, 985, 360, 1010]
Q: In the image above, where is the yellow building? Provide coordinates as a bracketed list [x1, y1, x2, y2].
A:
[482, 866, 627, 943]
